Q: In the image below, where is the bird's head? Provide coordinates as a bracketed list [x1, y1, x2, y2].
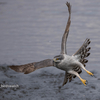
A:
[53, 55, 64, 67]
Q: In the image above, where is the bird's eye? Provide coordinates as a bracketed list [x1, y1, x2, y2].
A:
[56, 58, 59, 60]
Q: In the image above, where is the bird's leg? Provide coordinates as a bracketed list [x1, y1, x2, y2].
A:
[80, 64, 94, 76]
[68, 70, 87, 86]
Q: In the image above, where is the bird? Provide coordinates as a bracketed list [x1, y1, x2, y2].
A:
[9, 2, 94, 86]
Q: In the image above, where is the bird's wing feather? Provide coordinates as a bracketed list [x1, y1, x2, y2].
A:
[73, 38, 91, 67]
[61, 2, 71, 54]
[73, 38, 91, 56]
[9, 59, 53, 74]
[62, 66, 82, 86]
[62, 71, 72, 86]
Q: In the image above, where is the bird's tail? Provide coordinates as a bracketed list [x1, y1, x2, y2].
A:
[73, 38, 91, 67]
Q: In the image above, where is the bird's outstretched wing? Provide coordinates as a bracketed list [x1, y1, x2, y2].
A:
[60, 2, 71, 54]
[9, 59, 53, 74]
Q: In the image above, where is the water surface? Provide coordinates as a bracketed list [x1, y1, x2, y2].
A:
[0, 0, 100, 100]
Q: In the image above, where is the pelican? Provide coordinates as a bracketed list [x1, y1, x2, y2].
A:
[9, 2, 94, 86]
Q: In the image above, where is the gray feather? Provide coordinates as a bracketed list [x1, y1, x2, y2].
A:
[61, 2, 71, 54]
[9, 59, 53, 74]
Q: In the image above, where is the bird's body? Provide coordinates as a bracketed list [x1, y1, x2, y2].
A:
[9, 2, 94, 86]
[54, 54, 77, 71]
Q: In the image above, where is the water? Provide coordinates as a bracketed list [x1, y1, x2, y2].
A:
[0, 0, 100, 100]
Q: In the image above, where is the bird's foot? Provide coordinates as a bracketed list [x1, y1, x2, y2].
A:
[86, 71, 94, 76]
[80, 78, 87, 86]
